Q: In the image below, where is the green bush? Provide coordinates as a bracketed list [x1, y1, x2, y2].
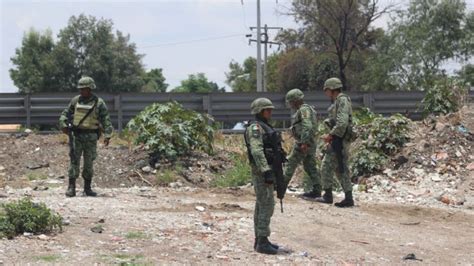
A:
[0, 198, 62, 238]
[350, 109, 411, 178]
[126, 101, 215, 161]
[212, 153, 251, 187]
[421, 78, 468, 116]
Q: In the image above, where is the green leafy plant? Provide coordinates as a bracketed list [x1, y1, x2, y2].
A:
[127, 101, 215, 161]
[421, 78, 468, 116]
[0, 198, 62, 238]
[350, 109, 411, 178]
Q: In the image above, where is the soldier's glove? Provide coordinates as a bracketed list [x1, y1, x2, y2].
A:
[263, 170, 274, 185]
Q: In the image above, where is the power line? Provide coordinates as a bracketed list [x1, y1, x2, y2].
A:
[139, 33, 245, 49]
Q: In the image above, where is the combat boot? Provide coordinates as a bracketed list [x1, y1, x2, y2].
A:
[254, 238, 279, 250]
[83, 179, 97, 197]
[256, 237, 278, 255]
[335, 191, 354, 208]
[315, 189, 333, 204]
[65, 179, 76, 197]
[301, 189, 321, 199]
[302, 186, 321, 199]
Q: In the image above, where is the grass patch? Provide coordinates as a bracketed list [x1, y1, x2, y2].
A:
[124, 231, 148, 239]
[35, 254, 61, 262]
[212, 153, 251, 187]
[27, 171, 48, 181]
[155, 169, 177, 185]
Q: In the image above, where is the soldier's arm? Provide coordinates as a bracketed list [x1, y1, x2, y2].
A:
[299, 106, 314, 144]
[58, 99, 76, 129]
[97, 99, 114, 139]
[248, 124, 271, 173]
[330, 97, 350, 138]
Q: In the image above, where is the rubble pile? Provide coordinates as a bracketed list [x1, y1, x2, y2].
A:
[360, 105, 474, 208]
[0, 133, 234, 189]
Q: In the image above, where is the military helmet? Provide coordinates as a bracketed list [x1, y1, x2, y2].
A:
[251, 98, 274, 115]
[323, 77, 343, 90]
[285, 88, 304, 103]
[77, 76, 96, 90]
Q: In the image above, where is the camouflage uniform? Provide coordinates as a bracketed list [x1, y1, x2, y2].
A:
[321, 94, 353, 192]
[59, 77, 113, 197]
[244, 98, 282, 255]
[283, 89, 321, 197]
[317, 77, 354, 207]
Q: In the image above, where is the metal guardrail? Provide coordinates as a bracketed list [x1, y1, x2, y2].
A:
[1, 91, 472, 131]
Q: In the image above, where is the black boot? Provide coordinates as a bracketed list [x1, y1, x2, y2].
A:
[255, 237, 278, 250]
[256, 237, 278, 255]
[335, 191, 354, 208]
[302, 189, 321, 199]
[83, 179, 97, 197]
[315, 189, 333, 204]
[65, 179, 76, 197]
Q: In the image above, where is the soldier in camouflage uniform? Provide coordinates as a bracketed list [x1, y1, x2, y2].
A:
[59, 76, 113, 197]
[315, 78, 354, 207]
[244, 98, 284, 255]
[283, 89, 322, 199]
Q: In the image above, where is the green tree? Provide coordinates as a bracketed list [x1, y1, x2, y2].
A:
[141, 68, 168, 92]
[10, 14, 146, 93]
[275, 48, 316, 91]
[172, 73, 224, 93]
[281, 0, 390, 90]
[457, 64, 474, 86]
[225, 55, 281, 92]
[366, 0, 473, 91]
[9, 29, 57, 93]
[225, 57, 257, 92]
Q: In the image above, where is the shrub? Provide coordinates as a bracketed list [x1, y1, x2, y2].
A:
[126, 101, 215, 161]
[0, 198, 62, 238]
[421, 78, 468, 116]
[350, 109, 411, 178]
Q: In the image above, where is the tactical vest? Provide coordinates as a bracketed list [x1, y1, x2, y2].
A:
[244, 120, 283, 166]
[72, 97, 99, 129]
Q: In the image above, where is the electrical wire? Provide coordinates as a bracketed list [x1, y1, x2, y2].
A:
[139, 33, 245, 49]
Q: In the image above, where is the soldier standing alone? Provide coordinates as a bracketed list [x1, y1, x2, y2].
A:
[283, 89, 322, 199]
[244, 98, 285, 255]
[59, 76, 113, 197]
[316, 78, 354, 207]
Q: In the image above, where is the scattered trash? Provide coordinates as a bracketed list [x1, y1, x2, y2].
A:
[195, 206, 205, 212]
[26, 163, 49, 170]
[400, 222, 420, 226]
[141, 166, 152, 173]
[350, 240, 370, 245]
[403, 253, 422, 261]
[457, 125, 469, 134]
[91, 225, 104, 234]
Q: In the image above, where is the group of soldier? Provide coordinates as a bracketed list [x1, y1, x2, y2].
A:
[245, 77, 354, 255]
[59, 76, 353, 256]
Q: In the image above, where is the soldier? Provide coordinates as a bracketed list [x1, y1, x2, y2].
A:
[283, 89, 322, 199]
[244, 98, 284, 255]
[316, 77, 354, 207]
[59, 76, 113, 197]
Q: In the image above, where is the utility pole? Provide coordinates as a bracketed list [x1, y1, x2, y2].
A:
[249, 24, 282, 92]
[256, 0, 262, 92]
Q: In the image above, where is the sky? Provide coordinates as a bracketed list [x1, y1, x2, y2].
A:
[1, 0, 302, 92]
[1, 0, 466, 93]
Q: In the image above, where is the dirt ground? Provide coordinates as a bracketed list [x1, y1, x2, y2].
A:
[0, 105, 473, 264]
[0, 187, 473, 264]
